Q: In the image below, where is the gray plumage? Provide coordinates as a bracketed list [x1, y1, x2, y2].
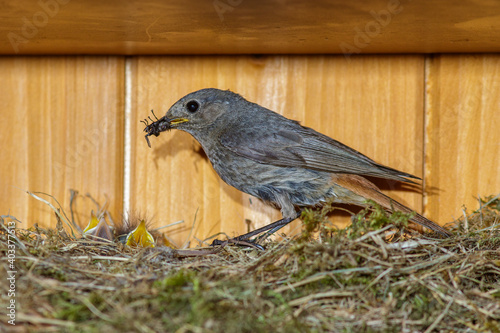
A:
[143, 88, 451, 238]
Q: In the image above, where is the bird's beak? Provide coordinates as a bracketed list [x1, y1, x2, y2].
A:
[168, 117, 189, 126]
[83, 213, 114, 242]
[126, 220, 155, 248]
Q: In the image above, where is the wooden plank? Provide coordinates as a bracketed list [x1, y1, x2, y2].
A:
[1, 0, 499, 55]
[0, 57, 124, 230]
[425, 55, 500, 224]
[130, 55, 425, 246]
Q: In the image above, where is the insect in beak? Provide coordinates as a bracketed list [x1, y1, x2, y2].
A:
[141, 110, 174, 148]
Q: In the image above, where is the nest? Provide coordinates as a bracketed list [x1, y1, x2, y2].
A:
[1, 194, 499, 332]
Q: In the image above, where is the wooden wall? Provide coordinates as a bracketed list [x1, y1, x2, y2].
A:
[1, 55, 499, 246]
[2, 0, 499, 54]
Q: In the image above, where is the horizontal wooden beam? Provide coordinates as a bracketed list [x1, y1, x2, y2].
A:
[1, 0, 499, 55]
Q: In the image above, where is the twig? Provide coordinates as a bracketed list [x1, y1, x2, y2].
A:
[182, 208, 198, 249]
[16, 313, 75, 327]
[26, 191, 79, 238]
[152, 219, 184, 231]
[287, 290, 354, 307]
[353, 225, 394, 243]
[70, 255, 131, 261]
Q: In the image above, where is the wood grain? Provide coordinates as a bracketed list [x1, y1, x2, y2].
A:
[1, 0, 499, 55]
[4, 54, 496, 244]
[0, 57, 124, 230]
[129, 55, 426, 246]
[425, 55, 500, 224]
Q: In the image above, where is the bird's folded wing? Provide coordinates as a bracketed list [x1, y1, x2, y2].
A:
[220, 125, 418, 183]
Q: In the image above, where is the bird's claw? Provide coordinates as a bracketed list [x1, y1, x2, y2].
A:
[210, 237, 265, 250]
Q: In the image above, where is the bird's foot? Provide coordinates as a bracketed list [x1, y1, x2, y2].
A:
[210, 237, 265, 250]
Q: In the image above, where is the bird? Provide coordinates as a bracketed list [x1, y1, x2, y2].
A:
[124, 219, 156, 248]
[83, 212, 113, 242]
[82, 212, 158, 248]
[142, 88, 452, 244]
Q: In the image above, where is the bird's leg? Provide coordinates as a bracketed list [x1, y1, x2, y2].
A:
[244, 210, 302, 242]
[210, 210, 301, 248]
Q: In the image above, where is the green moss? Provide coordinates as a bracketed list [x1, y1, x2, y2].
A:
[4, 194, 500, 332]
[346, 200, 411, 239]
[51, 293, 92, 322]
[39, 267, 68, 282]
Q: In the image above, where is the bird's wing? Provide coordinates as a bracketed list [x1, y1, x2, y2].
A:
[220, 124, 418, 183]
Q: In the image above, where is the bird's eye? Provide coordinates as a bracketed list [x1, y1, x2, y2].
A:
[186, 101, 199, 113]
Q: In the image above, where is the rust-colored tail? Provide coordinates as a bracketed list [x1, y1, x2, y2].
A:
[332, 174, 452, 237]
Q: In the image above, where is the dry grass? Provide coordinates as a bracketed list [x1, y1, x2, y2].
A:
[1, 194, 500, 333]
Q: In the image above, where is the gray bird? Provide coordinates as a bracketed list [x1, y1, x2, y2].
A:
[143, 88, 452, 243]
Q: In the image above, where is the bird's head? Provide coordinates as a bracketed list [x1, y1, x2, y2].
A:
[143, 88, 242, 147]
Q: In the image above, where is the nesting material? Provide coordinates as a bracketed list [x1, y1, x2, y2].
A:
[0, 194, 499, 332]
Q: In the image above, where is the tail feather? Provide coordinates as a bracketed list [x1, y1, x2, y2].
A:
[332, 174, 452, 237]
